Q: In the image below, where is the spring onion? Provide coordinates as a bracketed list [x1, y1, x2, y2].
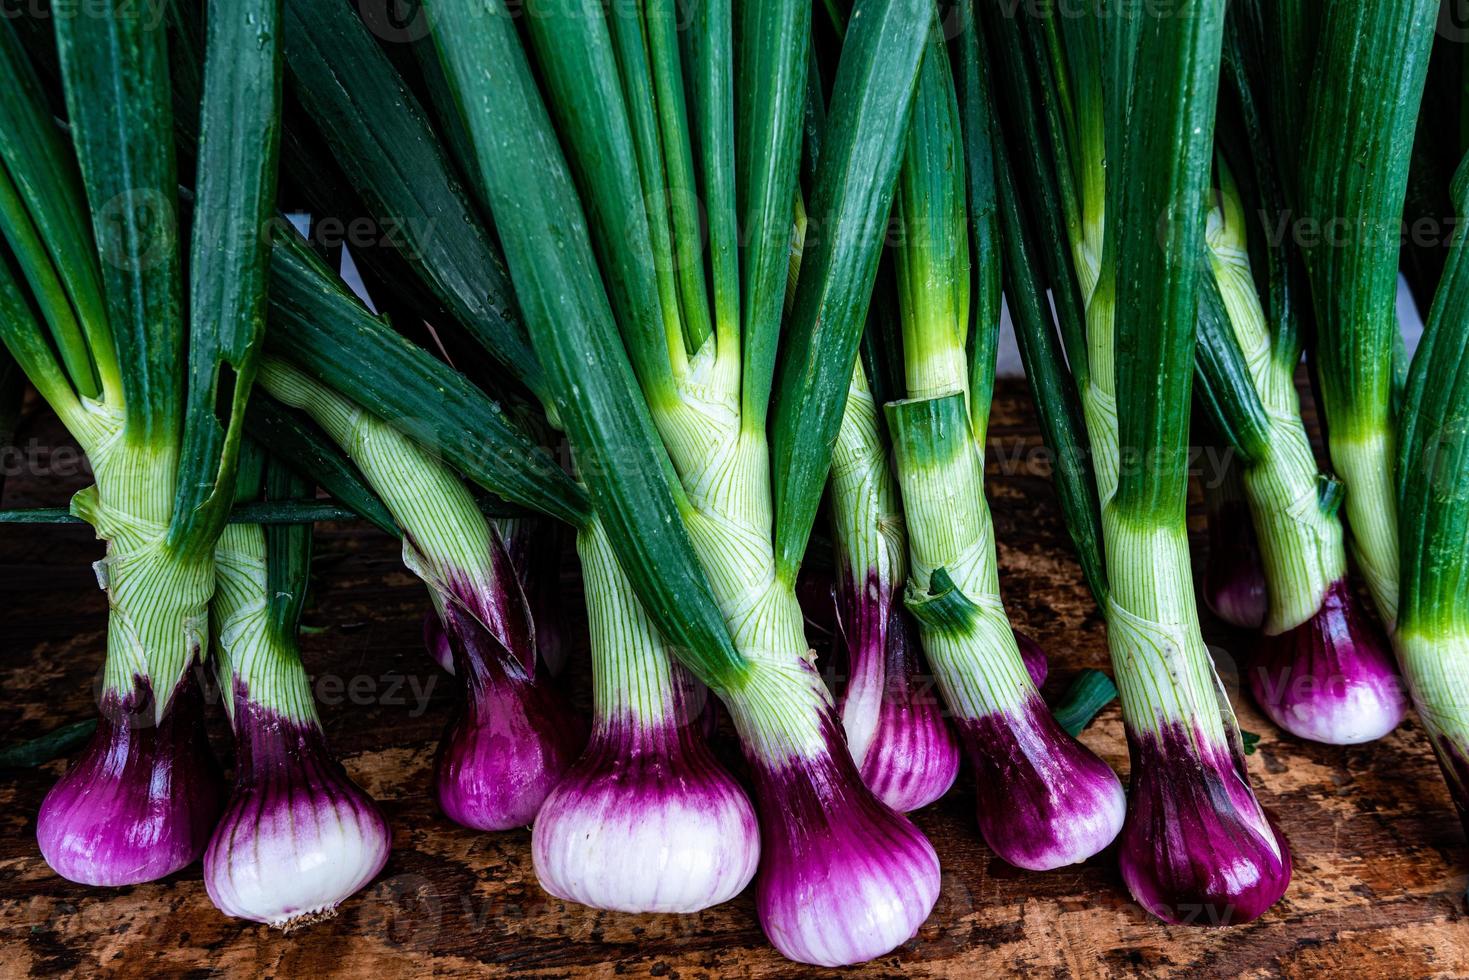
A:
[1294, 0, 1438, 628]
[426, 0, 939, 964]
[881, 19, 1124, 871]
[276, 0, 753, 913]
[1194, 78, 1405, 742]
[1397, 154, 1469, 839]
[828, 359, 960, 812]
[204, 454, 389, 927]
[1, 0, 280, 885]
[808, 34, 960, 815]
[532, 518, 759, 912]
[257, 350, 584, 832]
[991, 0, 1291, 923]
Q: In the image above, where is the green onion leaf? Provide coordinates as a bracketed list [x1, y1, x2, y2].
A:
[266, 229, 589, 528]
[55, 0, 183, 444]
[168, 0, 283, 559]
[424, 0, 745, 691]
[281, 0, 545, 403]
[769, 0, 930, 584]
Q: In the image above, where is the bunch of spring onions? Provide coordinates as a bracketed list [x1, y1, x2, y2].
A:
[12, 0, 1469, 966]
[0, 0, 278, 886]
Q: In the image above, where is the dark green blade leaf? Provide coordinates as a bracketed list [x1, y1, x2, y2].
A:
[0, 719, 98, 768]
[646, 0, 714, 356]
[266, 229, 589, 528]
[167, 0, 283, 558]
[55, 0, 183, 444]
[1110, 1, 1226, 523]
[519, 0, 676, 404]
[1218, 14, 1311, 370]
[0, 230, 88, 430]
[975, 3, 1106, 600]
[736, 0, 809, 427]
[769, 0, 930, 583]
[1193, 266, 1270, 466]
[0, 500, 367, 525]
[425, 0, 745, 690]
[1399, 155, 1469, 628]
[246, 395, 398, 537]
[281, 0, 545, 403]
[983, 6, 1090, 392]
[991, 123, 1108, 607]
[950, 3, 1001, 432]
[686, 0, 739, 357]
[1298, 0, 1436, 439]
[0, 19, 112, 401]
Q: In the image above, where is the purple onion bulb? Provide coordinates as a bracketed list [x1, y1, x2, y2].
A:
[1120, 722, 1292, 925]
[37, 676, 224, 887]
[205, 697, 390, 927]
[433, 603, 584, 830]
[960, 692, 1126, 871]
[835, 570, 960, 813]
[1247, 578, 1406, 744]
[742, 708, 940, 967]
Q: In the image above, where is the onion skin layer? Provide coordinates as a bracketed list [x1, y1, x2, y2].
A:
[835, 569, 960, 813]
[1120, 722, 1292, 926]
[532, 711, 758, 913]
[1247, 578, 1406, 745]
[432, 601, 584, 831]
[205, 696, 390, 927]
[37, 675, 224, 887]
[960, 694, 1126, 871]
[748, 710, 940, 968]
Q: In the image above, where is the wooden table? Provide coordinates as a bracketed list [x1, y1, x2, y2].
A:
[2, 383, 1466, 978]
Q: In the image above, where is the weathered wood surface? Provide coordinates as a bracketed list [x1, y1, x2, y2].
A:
[1, 383, 1466, 978]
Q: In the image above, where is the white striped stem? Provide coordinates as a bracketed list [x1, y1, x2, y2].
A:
[211, 523, 317, 729]
[72, 417, 211, 719]
[258, 358, 507, 629]
[1208, 188, 1342, 634]
[576, 517, 692, 730]
[889, 394, 1035, 719]
[1103, 510, 1233, 746]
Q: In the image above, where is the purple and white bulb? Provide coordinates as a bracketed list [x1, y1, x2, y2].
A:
[833, 568, 960, 813]
[1120, 720, 1292, 925]
[38, 674, 224, 887]
[733, 693, 941, 967]
[1247, 578, 1406, 744]
[205, 692, 390, 926]
[532, 521, 757, 912]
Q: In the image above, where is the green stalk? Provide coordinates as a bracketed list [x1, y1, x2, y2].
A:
[888, 394, 1034, 717]
[212, 458, 318, 729]
[56, 1, 183, 449]
[1396, 156, 1469, 825]
[419, 0, 749, 691]
[1103, 0, 1228, 735]
[1297, 0, 1438, 627]
[1205, 163, 1341, 633]
[257, 357, 511, 646]
[168, 0, 282, 559]
[0, 19, 117, 404]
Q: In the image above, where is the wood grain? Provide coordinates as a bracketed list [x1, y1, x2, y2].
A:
[0, 382, 1465, 978]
